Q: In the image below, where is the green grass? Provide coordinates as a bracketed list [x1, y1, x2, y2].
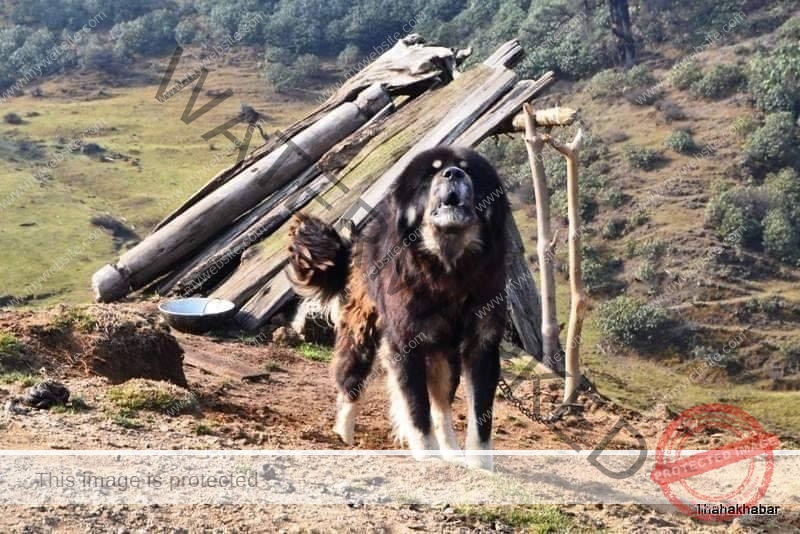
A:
[0, 372, 38, 386]
[0, 332, 21, 353]
[52, 307, 98, 332]
[107, 379, 197, 415]
[297, 343, 333, 362]
[456, 505, 573, 533]
[49, 397, 90, 414]
[111, 414, 144, 430]
[194, 422, 215, 436]
[0, 59, 314, 308]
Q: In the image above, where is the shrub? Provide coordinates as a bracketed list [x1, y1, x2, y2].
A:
[665, 129, 695, 154]
[601, 218, 626, 240]
[625, 64, 655, 87]
[766, 168, 800, 222]
[748, 43, 800, 113]
[690, 64, 747, 99]
[79, 36, 126, 74]
[587, 69, 624, 99]
[777, 16, 800, 42]
[741, 112, 800, 178]
[337, 44, 360, 68]
[174, 20, 197, 46]
[581, 243, 622, 295]
[596, 296, 673, 351]
[602, 187, 626, 208]
[763, 209, 799, 263]
[3, 112, 23, 125]
[636, 259, 658, 284]
[622, 144, 662, 170]
[670, 60, 703, 90]
[705, 186, 770, 247]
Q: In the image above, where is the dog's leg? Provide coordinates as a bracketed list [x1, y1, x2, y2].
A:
[331, 318, 378, 445]
[383, 339, 438, 459]
[463, 341, 500, 471]
[427, 353, 461, 461]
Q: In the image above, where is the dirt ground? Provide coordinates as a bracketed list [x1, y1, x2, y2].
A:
[1, 307, 798, 532]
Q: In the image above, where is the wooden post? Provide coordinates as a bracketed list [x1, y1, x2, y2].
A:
[522, 103, 560, 369]
[548, 129, 587, 404]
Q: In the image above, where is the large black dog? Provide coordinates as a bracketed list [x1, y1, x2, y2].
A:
[288, 146, 508, 469]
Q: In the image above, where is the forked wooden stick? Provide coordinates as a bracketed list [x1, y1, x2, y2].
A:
[547, 128, 587, 404]
[522, 103, 560, 370]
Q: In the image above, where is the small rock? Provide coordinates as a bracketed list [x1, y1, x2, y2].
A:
[272, 326, 301, 348]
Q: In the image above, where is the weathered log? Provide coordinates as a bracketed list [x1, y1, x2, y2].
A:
[503, 217, 545, 361]
[159, 103, 397, 297]
[92, 84, 391, 302]
[504, 106, 578, 132]
[523, 103, 560, 371]
[458, 73, 555, 146]
[548, 129, 586, 403]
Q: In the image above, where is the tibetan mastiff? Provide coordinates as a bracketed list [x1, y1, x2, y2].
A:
[288, 146, 508, 469]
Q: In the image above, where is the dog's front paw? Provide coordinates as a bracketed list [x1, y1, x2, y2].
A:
[465, 452, 494, 471]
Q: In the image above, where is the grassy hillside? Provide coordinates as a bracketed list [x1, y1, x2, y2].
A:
[0, 49, 313, 306]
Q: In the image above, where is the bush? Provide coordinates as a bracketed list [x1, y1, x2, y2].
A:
[622, 144, 662, 170]
[602, 187, 626, 208]
[670, 60, 703, 90]
[766, 168, 800, 222]
[3, 112, 23, 125]
[636, 259, 658, 285]
[601, 218, 626, 240]
[265, 54, 321, 92]
[581, 243, 622, 295]
[624, 64, 655, 87]
[665, 129, 695, 154]
[596, 296, 673, 351]
[777, 16, 800, 42]
[337, 44, 360, 68]
[79, 36, 126, 74]
[748, 43, 800, 113]
[763, 209, 799, 263]
[705, 186, 770, 247]
[741, 112, 800, 178]
[690, 64, 747, 99]
[587, 69, 624, 99]
[174, 20, 197, 46]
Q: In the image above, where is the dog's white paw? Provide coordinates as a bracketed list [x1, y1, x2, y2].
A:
[465, 452, 494, 471]
[334, 397, 357, 445]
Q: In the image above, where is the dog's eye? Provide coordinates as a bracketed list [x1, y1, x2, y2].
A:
[432, 159, 443, 170]
[460, 160, 468, 169]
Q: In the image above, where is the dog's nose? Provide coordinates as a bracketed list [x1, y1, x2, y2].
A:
[442, 167, 465, 181]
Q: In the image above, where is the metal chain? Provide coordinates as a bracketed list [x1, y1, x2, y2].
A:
[497, 376, 552, 424]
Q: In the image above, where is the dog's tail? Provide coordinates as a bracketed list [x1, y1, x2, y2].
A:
[287, 215, 351, 306]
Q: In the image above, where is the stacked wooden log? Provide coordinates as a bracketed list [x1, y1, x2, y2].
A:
[91, 35, 557, 360]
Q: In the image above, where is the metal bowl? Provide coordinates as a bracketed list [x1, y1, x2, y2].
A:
[158, 298, 237, 334]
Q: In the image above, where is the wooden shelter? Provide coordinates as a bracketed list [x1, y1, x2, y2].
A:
[92, 35, 565, 370]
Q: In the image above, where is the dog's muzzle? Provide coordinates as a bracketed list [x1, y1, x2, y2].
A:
[428, 167, 477, 229]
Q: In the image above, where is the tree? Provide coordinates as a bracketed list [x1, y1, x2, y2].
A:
[608, 0, 635, 66]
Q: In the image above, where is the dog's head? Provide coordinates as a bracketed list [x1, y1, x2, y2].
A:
[391, 147, 507, 267]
